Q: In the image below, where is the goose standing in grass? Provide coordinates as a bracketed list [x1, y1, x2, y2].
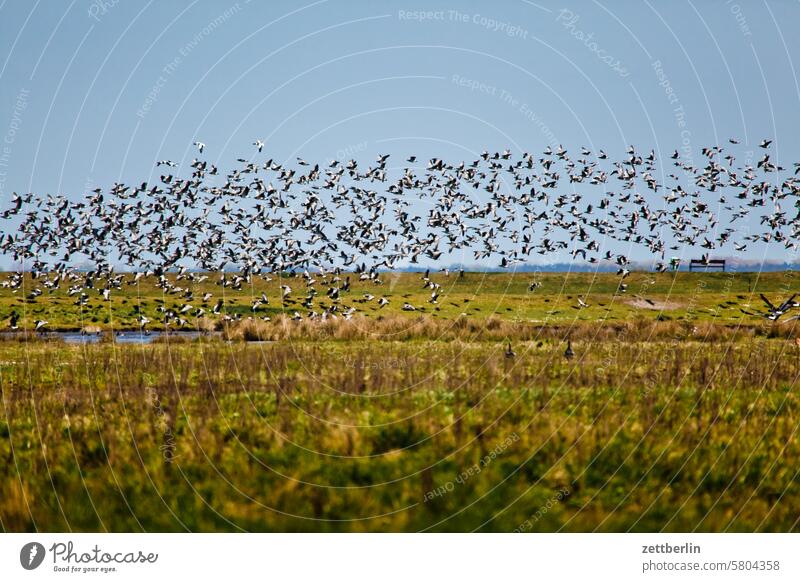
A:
[564, 340, 575, 360]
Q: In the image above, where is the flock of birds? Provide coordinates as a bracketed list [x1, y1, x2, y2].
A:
[1, 139, 800, 339]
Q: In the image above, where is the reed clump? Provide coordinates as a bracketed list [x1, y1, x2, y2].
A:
[220, 314, 789, 343]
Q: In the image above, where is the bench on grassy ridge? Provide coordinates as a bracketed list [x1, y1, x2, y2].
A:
[689, 259, 726, 272]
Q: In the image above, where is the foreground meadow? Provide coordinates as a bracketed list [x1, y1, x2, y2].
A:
[1, 328, 799, 532]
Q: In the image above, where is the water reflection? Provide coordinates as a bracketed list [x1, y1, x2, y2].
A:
[3, 331, 211, 344]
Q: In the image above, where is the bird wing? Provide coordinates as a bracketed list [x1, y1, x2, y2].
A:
[779, 294, 797, 312]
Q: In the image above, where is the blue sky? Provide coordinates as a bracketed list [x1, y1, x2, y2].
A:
[0, 0, 798, 266]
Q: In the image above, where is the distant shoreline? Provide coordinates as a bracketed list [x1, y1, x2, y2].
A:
[0, 266, 796, 274]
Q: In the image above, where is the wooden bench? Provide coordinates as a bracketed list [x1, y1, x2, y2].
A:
[689, 259, 725, 272]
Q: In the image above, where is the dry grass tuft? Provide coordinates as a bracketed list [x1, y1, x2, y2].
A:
[220, 314, 795, 344]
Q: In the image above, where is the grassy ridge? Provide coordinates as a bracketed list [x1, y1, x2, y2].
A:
[1, 339, 799, 532]
[1, 270, 798, 331]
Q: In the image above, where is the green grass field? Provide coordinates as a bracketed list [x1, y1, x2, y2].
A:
[1, 271, 799, 532]
[1, 270, 798, 331]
